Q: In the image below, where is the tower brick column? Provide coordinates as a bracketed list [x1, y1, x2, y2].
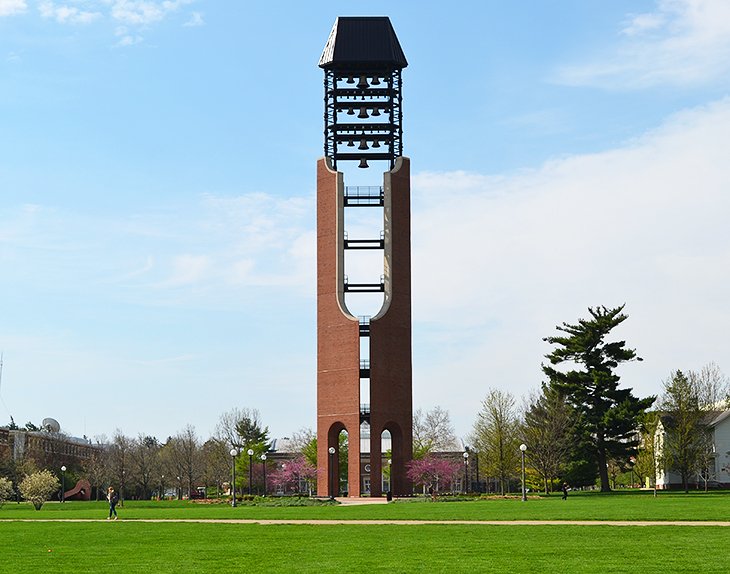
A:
[369, 157, 413, 497]
[316, 157, 361, 497]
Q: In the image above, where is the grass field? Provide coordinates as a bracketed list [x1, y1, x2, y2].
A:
[1, 492, 729, 573]
[1, 490, 729, 521]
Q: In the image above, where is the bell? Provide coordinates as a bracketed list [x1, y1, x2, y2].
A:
[357, 75, 369, 89]
[371, 107, 381, 117]
[347, 140, 355, 147]
[346, 107, 355, 115]
[371, 76, 381, 86]
[358, 158, 369, 169]
[358, 139, 369, 150]
[357, 107, 369, 119]
[346, 76, 355, 84]
[371, 140, 381, 148]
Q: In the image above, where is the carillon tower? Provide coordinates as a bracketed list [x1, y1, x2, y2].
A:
[316, 16, 412, 497]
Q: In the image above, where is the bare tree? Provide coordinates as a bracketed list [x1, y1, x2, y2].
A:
[659, 370, 713, 492]
[130, 435, 160, 500]
[521, 385, 573, 494]
[471, 389, 521, 495]
[635, 411, 660, 497]
[168, 425, 201, 499]
[82, 448, 109, 501]
[107, 430, 132, 504]
[215, 408, 269, 449]
[201, 438, 230, 498]
[692, 362, 730, 410]
[289, 428, 317, 467]
[413, 406, 458, 457]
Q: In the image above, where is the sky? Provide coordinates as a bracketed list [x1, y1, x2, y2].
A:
[1, 0, 729, 445]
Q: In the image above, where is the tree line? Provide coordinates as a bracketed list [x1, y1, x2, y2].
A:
[470, 305, 730, 494]
[2, 305, 728, 501]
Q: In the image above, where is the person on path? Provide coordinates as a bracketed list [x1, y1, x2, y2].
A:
[561, 483, 569, 500]
[107, 487, 119, 520]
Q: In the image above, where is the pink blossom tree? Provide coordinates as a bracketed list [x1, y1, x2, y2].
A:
[269, 456, 317, 495]
[406, 456, 462, 497]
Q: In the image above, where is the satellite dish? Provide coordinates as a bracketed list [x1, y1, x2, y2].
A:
[42, 418, 60, 433]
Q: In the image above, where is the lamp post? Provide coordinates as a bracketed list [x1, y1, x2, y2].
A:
[229, 448, 238, 507]
[247, 449, 254, 496]
[629, 456, 636, 489]
[261, 454, 267, 496]
[519, 444, 527, 502]
[328, 446, 336, 498]
[160, 475, 165, 501]
[462, 452, 469, 494]
[387, 458, 392, 495]
[176, 475, 181, 500]
[60, 465, 66, 503]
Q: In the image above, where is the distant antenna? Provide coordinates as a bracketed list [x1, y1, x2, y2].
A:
[42, 417, 61, 433]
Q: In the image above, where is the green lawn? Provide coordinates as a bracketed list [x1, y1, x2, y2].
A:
[2, 493, 729, 573]
[1, 490, 729, 521]
[1, 521, 728, 573]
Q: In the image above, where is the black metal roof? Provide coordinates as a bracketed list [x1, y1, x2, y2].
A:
[319, 17, 408, 70]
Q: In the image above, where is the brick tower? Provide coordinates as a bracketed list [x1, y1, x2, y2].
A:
[316, 17, 412, 497]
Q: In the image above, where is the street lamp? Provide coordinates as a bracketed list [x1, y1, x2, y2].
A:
[60, 466, 66, 503]
[160, 475, 165, 501]
[462, 452, 469, 494]
[387, 458, 392, 496]
[519, 444, 527, 502]
[261, 454, 267, 496]
[247, 449, 254, 496]
[328, 446, 336, 498]
[229, 448, 238, 507]
[629, 456, 636, 489]
[176, 475, 181, 500]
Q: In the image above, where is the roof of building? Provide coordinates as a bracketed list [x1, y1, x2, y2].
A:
[709, 408, 730, 427]
[319, 17, 408, 70]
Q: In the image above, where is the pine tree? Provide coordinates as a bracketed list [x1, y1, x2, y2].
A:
[542, 305, 655, 492]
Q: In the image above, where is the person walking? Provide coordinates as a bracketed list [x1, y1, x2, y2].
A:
[561, 482, 569, 500]
[107, 487, 119, 520]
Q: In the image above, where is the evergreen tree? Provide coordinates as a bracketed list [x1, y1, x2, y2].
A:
[542, 305, 655, 492]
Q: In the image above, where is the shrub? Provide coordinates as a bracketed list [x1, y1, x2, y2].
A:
[19, 470, 60, 510]
[0, 477, 14, 507]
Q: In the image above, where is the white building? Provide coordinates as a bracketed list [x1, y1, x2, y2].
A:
[656, 409, 730, 489]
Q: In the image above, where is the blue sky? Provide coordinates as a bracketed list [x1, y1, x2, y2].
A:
[1, 0, 729, 444]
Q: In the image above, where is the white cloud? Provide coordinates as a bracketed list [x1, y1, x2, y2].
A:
[108, 0, 192, 26]
[39, 2, 101, 24]
[114, 25, 143, 46]
[0, 0, 26, 16]
[183, 10, 202, 27]
[557, 0, 730, 88]
[162, 254, 211, 287]
[410, 97, 730, 428]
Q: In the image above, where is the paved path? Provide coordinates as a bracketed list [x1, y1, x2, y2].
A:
[4, 518, 730, 526]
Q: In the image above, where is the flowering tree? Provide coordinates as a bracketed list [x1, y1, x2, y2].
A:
[270, 456, 316, 495]
[406, 456, 462, 496]
[19, 470, 60, 510]
[0, 477, 14, 507]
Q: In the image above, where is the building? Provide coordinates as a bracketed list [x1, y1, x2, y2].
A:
[655, 409, 730, 489]
[0, 426, 100, 470]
